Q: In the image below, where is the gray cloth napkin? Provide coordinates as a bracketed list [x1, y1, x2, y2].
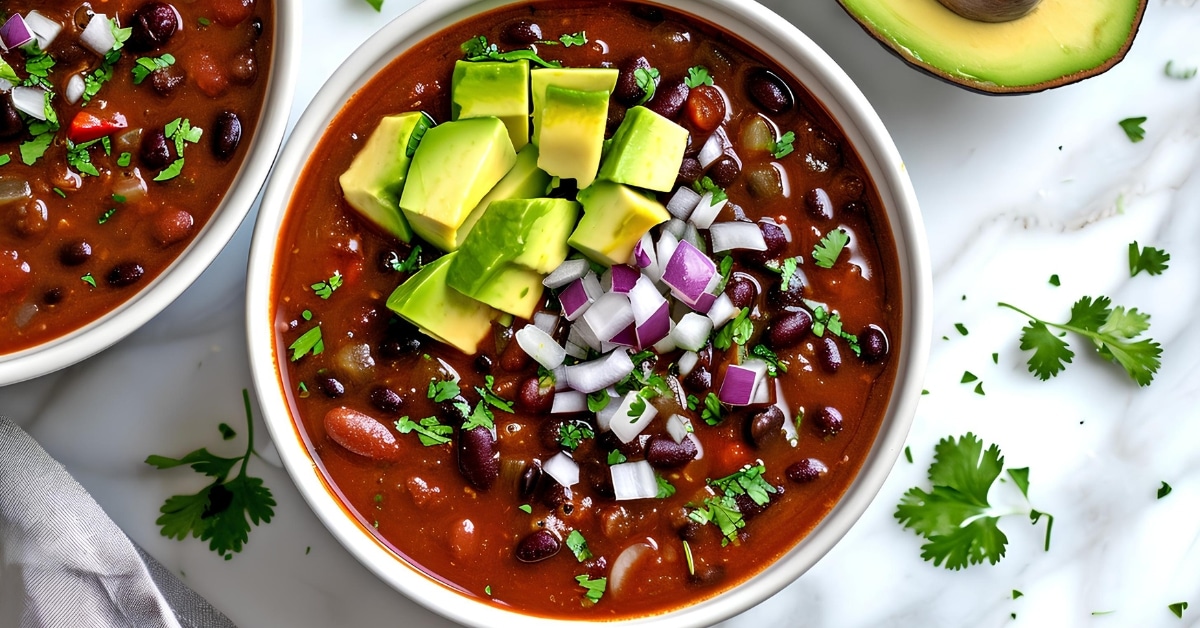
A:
[0, 418, 235, 628]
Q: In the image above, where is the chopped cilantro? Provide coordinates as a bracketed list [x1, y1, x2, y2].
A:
[518, 504, 532, 514]
[22, 52, 55, 90]
[688, 494, 744, 546]
[692, 176, 728, 206]
[390, 245, 423, 273]
[218, 423, 237, 440]
[1048, 274, 1060, 287]
[311, 272, 343, 299]
[750, 344, 787, 377]
[655, 474, 676, 499]
[685, 66, 714, 88]
[301, 309, 313, 321]
[558, 422, 594, 451]
[198, 17, 212, 27]
[98, 207, 118, 224]
[476, 375, 514, 413]
[1129, 241, 1170, 277]
[955, 323, 968, 336]
[0, 59, 18, 85]
[565, 530, 592, 561]
[427, 379, 461, 403]
[461, 401, 495, 431]
[154, 118, 203, 181]
[769, 130, 795, 159]
[1165, 61, 1197, 80]
[607, 450, 627, 465]
[699, 392, 723, 426]
[904, 446, 913, 463]
[974, 382, 985, 396]
[1170, 602, 1189, 618]
[627, 395, 647, 421]
[634, 67, 660, 105]
[961, 371, 978, 384]
[117, 152, 132, 167]
[288, 325, 324, 361]
[587, 390, 611, 413]
[713, 307, 753, 350]
[813, 228, 850, 269]
[559, 32, 587, 47]
[575, 574, 606, 604]
[363, 0, 384, 11]
[1158, 481, 1172, 499]
[81, 273, 97, 288]
[778, 256, 800, 290]
[20, 132, 54, 166]
[1012, 589, 1024, 599]
[710, 464, 775, 508]
[132, 54, 176, 85]
[461, 35, 561, 68]
[52, 187, 66, 198]
[395, 416, 452, 446]
[1119, 116, 1147, 143]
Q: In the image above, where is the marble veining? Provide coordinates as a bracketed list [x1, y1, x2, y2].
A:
[3, 1, 1200, 627]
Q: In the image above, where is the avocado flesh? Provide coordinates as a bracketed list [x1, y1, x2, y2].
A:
[451, 60, 530, 150]
[537, 86, 610, 189]
[454, 143, 552, 250]
[598, 106, 688, 193]
[839, 0, 1146, 93]
[386, 253, 498, 354]
[569, 181, 670, 267]
[530, 68, 618, 145]
[337, 112, 431, 242]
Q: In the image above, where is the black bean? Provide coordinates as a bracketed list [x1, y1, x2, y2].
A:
[860, 325, 889, 363]
[807, 130, 842, 171]
[707, 155, 740, 188]
[683, 365, 711, 393]
[678, 156, 703, 184]
[606, 101, 627, 135]
[517, 377, 554, 413]
[598, 430, 643, 459]
[813, 406, 843, 436]
[42, 288, 64, 305]
[0, 96, 22, 139]
[746, 406, 784, 447]
[515, 530, 561, 563]
[149, 66, 185, 97]
[369, 386, 403, 414]
[805, 187, 834, 220]
[645, 78, 689, 120]
[688, 563, 726, 586]
[107, 262, 144, 287]
[645, 434, 698, 469]
[767, 310, 812, 349]
[211, 111, 243, 161]
[473, 353, 494, 374]
[726, 275, 756, 309]
[541, 482, 573, 508]
[818, 337, 842, 373]
[250, 18, 264, 40]
[501, 19, 542, 45]
[518, 463, 543, 500]
[378, 336, 421, 359]
[631, 5, 664, 22]
[440, 394, 471, 425]
[786, 458, 828, 484]
[59, 241, 93, 266]
[733, 485, 781, 520]
[837, 174, 865, 201]
[614, 56, 652, 105]
[745, 222, 787, 265]
[229, 50, 257, 85]
[746, 69, 793, 114]
[127, 2, 179, 52]
[843, 200, 867, 214]
[677, 521, 701, 541]
[458, 426, 500, 490]
[583, 460, 614, 499]
[315, 372, 345, 398]
[378, 249, 401, 273]
[770, 270, 807, 308]
[140, 128, 172, 170]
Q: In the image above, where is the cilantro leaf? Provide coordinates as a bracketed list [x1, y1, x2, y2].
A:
[655, 473, 676, 499]
[20, 133, 54, 166]
[558, 422, 594, 451]
[427, 379, 461, 402]
[713, 307, 752, 350]
[587, 390, 611, 413]
[396, 416, 452, 446]
[769, 131, 795, 159]
[711, 464, 775, 507]
[390, 245, 423, 272]
[565, 530, 592, 561]
[813, 228, 850, 269]
[1170, 602, 1189, 619]
[607, 449, 627, 465]
[688, 494, 744, 546]
[288, 324, 324, 361]
[460, 35, 560, 68]
[363, 0, 384, 10]
[462, 401, 495, 431]
[310, 272, 343, 299]
[778, 257, 800, 290]
[692, 176, 727, 206]
[1165, 61, 1197, 80]
[750, 344, 787, 377]
[699, 392, 722, 426]
[1128, 241, 1170, 277]
[575, 574, 606, 604]
[132, 54, 176, 85]
[1119, 116, 1147, 143]
[476, 375, 514, 413]
[1158, 481, 1172, 499]
[146, 390, 275, 560]
[559, 32, 587, 47]
[634, 67, 660, 105]
[685, 65, 714, 89]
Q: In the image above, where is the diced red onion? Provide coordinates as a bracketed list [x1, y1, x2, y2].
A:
[662, 241, 717, 306]
[595, 387, 621, 431]
[533, 311, 559, 334]
[515, 324, 566, 370]
[666, 414, 693, 444]
[694, 289, 719, 314]
[544, 258, 591, 289]
[688, 192, 728, 230]
[551, 389, 588, 414]
[718, 360, 768, 406]
[10, 86, 47, 120]
[628, 275, 669, 348]
[611, 461, 659, 500]
[543, 452, 580, 488]
[610, 322, 638, 347]
[80, 14, 116, 56]
[697, 132, 724, 168]
[610, 390, 658, 443]
[775, 380, 799, 447]
[651, 326, 677, 354]
[559, 271, 601, 321]
[706, 293, 737, 328]
[655, 231, 679, 281]
[666, 186, 702, 220]
[0, 14, 34, 51]
[24, 11, 62, 50]
[603, 264, 640, 294]
[564, 349, 634, 393]
[631, 232, 653, 268]
[64, 74, 85, 104]
[677, 351, 699, 378]
[709, 221, 768, 252]
[582, 292, 634, 342]
[671, 313, 713, 352]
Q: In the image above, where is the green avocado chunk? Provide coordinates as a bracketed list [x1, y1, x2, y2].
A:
[448, 198, 580, 319]
[337, 112, 433, 242]
[453, 143, 552, 250]
[530, 67, 618, 145]
[568, 180, 669, 267]
[597, 106, 688, 192]
[451, 59, 531, 150]
[385, 253, 499, 354]
[399, 117, 517, 252]
[537, 85, 610, 189]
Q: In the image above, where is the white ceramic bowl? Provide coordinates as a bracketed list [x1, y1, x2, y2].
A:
[247, 1, 931, 625]
[0, 2, 300, 386]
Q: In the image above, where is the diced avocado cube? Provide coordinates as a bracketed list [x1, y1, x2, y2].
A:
[453, 143, 552, 250]
[569, 181, 669, 266]
[451, 59, 531, 150]
[386, 253, 498, 354]
[598, 106, 688, 192]
[530, 67, 618, 145]
[399, 118, 517, 252]
[448, 198, 580, 319]
[537, 86, 609, 189]
[337, 112, 432, 242]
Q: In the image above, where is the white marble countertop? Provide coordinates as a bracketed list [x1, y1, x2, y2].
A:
[5, 1, 1200, 626]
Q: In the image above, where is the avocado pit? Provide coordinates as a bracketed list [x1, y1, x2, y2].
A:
[936, 0, 1040, 22]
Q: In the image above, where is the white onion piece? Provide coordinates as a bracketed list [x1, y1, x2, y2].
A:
[609, 542, 656, 598]
[677, 351, 699, 378]
[603, 264, 640, 294]
[651, 325, 677, 354]
[559, 271, 601, 320]
[0, 178, 33, 204]
[552, 365, 570, 391]
[706, 293, 737, 328]
[709, 221, 768, 252]
[563, 340, 587, 360]
[655, 230, 679, 283]
[662, 241, 717, 307]
[582, 292, 634, 342]
[610, 390, 658, 443]
[544, 258, 591, 289]
[688, 192, 728, 230]
[111, 168, 149, 204]
[564, 350, 634, 393]
[551, 389, 588, 414]
[10, 86, 47, 120]
[752, 368, 773, 405]
[533, 311, 559, 335]
[64, 74, 85, 104]
[543, 452, 580, 488]
[569, 316, 602, 352]
[595, 387, 621, 431]
[663, 217, 686, 240]
[719, 359, 768, 406]
[697, 132, 724, 168]
[1, 14, 34, 51]
[610, 461, 659, 501]
[631, 232, 655, 268]
[666, 414, 693, 444]
[80, 13, 116, 56]
[0, 79, 12, 93]
[666, 186, 702, 220]
[686, 432, 705, 460]
[671, 313, 713, 352]
[24, 11, 62, 50]
[776, 379, 799, 447]
[516, 325, 566, 370]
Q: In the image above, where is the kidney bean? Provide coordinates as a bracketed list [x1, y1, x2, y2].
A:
[645, 78, 689, 120]
[733, 485, 783, 520]
[140, 128, 172, 170]
[229, 50, 258, 85]
[707, 155, 740, 188]
[518, 463, 543, 500]
[614, 56, 652, 105]
[859, 325, 890, 363]
[501, 19, 542, 45]
[771, 271, 807, 308]
[767, 310, 812, 349]
[0, 97, 22, 139]
[645, 434, 698, 469]
[541, 482, 573, 508]
[786, 458, 828, 484]
[211, 0, 254, 26]
[127, 2, 179, 52]
[686, 85, 726, 132]
[458, 426, 500, 490]
[211, 111, 243, 161]
[689, 563, 726, 586]
[746, 69, 793, 114]
[813, 406, 843, 436]
[323, 407, 402, 462]
[42, 288, 64, 305]
[153, 208, 194, 246]
[59, 241, 92, 266]
[369, 386, 403, 414]
[315, 371, 345, 398]
[10, 199, 48, 239]
[107, 261, 145, 287]
[683, 365, 711, 393]
[0, 251, 31, 296]
[149, 65, 186, 97]
[805, 187, 834, 220]
[818, 337, 842, 373]
[726, 275, 756, 309]
[499, 336, 531, 371]
[517, 376, 555, 413]
[746, 406, 784, 447]
[838, 174, 865, 201]
[515, 530, 561, 563]
[678, 156, 703, 184]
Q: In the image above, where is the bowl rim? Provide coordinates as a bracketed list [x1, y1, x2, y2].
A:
[246, 0, 931, 625]
[0, 0, 302, 386]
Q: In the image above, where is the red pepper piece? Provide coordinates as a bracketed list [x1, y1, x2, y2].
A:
[67, 111, 128, 143]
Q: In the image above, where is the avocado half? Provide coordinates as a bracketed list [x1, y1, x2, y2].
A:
[838, 0, 1148, 94]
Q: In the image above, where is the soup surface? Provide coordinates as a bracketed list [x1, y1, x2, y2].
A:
[273, 1, 900, 620]
[0, 0, 272, 353]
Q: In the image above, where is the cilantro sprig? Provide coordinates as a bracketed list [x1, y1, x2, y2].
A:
[1119, 116, 1147, 143]
[565, 530, 592, 561]
[311, 271, 343, 299]
[634, 66, 660, 105]
[1128, 241, 1170, 277]
[132, 54, 176, 85]
[146, 390, 276, 560]
[685, 65, 714, 88]
[559, 422, 594, 451]
[769, 131, 795, 159]
[396, 415, 452, 446]
[154, 118, 204, 181]
[461, 35, 560, 68]
[998, 296, 1162, 386]
[895, 433, 1053, 570]
[813, 228, 850, 269]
